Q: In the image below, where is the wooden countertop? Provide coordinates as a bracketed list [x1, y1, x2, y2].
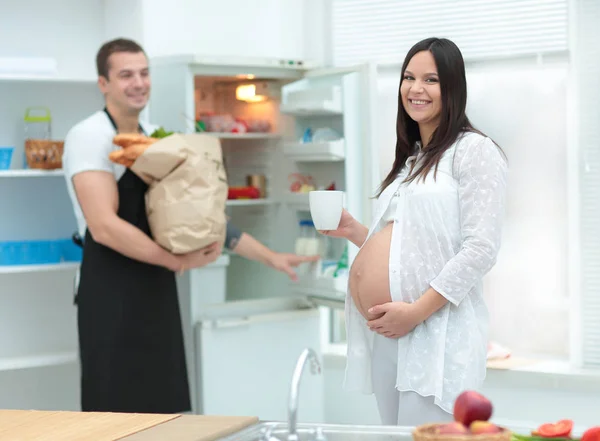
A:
[122, 414, 259, 441]
[0, 409, 259, 441]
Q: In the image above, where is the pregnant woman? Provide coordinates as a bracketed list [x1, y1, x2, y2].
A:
[322, 37, 508, 426]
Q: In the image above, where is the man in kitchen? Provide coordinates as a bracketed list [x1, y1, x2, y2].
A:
[62, 37, 318, 414]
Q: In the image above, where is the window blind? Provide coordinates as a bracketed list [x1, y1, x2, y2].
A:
[331, 0, 568, 66]
[575, 0, 600, 368]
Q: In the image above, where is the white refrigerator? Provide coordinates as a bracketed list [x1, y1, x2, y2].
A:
[149, 55, 379, 422]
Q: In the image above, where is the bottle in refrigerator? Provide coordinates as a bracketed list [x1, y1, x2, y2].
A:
[295, 220, 323, 256]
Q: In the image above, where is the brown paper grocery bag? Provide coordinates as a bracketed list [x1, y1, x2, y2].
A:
[131, 133, 228, 254]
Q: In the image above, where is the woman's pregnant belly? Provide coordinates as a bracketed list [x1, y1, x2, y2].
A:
[348, 222, 393, 321]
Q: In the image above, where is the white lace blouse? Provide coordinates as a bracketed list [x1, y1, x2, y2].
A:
[343, 131, 508, 413]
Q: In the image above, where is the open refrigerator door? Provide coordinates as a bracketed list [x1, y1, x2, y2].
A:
[278, 65, 376, 309]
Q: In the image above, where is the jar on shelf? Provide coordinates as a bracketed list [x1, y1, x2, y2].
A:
[24, 106, 52, 141]
[23, 107, 64, 170]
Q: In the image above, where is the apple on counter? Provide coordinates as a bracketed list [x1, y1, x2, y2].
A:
[413, 390, 509, 441]
[453, 391, 494, 427]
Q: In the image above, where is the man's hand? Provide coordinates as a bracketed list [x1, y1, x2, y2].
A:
[177, 242, 222, 272]
[268, 252, 320, 281]
[366, 302, 422, 339]
[231, 232, 320, 280]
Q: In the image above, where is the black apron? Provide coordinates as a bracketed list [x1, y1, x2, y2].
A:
[75, 109, 191, 413]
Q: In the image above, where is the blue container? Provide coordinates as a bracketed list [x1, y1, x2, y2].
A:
[0, 242, 20, 265]
[0, 147, 13, 170]
[58, 239, 83, 262]
[0, 239, 83, 266]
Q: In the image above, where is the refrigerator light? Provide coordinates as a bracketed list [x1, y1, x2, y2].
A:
[236, 84, 267, 103]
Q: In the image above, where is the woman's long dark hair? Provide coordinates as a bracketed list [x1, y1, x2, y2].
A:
[377, 37, 483, 197]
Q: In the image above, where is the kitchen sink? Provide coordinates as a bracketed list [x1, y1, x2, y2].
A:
[218, 421, 415, 441]
[214, 347, 534, 441]
[216, 348, 415, 440]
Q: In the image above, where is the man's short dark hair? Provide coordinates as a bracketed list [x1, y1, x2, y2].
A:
[96, 38, 146, 79]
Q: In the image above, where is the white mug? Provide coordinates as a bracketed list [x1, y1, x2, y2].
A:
[309, 191, 344, 230]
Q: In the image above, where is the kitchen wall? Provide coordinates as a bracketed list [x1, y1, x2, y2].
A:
[0, 0, 105, 80]
[0, 0, 329, 81]
[139, 0, 329, 65]
[104, 0, 329, 66]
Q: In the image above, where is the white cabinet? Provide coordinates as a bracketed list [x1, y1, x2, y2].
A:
[177, 256, 232, 416]
[193, 298, 324, 422]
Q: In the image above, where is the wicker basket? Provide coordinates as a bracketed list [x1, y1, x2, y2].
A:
[25, 139, 64, 170]
[412, 423, 512, 441]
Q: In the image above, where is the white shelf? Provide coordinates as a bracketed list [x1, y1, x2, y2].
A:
[279, 104, 342, 117]
[207, 133, 280, 140]
[0, 75, 96, 84]
[283, 139, 345, 162]
[281, 85, 343, 116]
[289, 275, 347, 299]
[0, 352, 78, 372]
[282, 192, 310, 208]
[226, 199, 273, 207]
[0, 262, 79, 274]
[0, 169, 64, 177]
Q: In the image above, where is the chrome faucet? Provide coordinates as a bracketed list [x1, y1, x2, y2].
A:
[287, 348, 321, 441]
[261, 424, 283, 441]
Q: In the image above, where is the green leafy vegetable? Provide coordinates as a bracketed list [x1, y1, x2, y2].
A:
[512, 433, 579, 441]
[150, 127, 175, 139]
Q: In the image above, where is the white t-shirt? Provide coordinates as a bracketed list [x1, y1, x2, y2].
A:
[62, 110, 158, 238]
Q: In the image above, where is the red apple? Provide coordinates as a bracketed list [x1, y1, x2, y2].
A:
[435, 422, 469, 435]
[453, 390, 493, 427]
[470, 421, 502, 434]
[582, 426, 600, 441]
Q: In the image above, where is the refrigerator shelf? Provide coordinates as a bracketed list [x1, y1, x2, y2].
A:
[280, 85, 343, 116]
[290, 275, 347, 300]
[283, 139, 345, 162]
